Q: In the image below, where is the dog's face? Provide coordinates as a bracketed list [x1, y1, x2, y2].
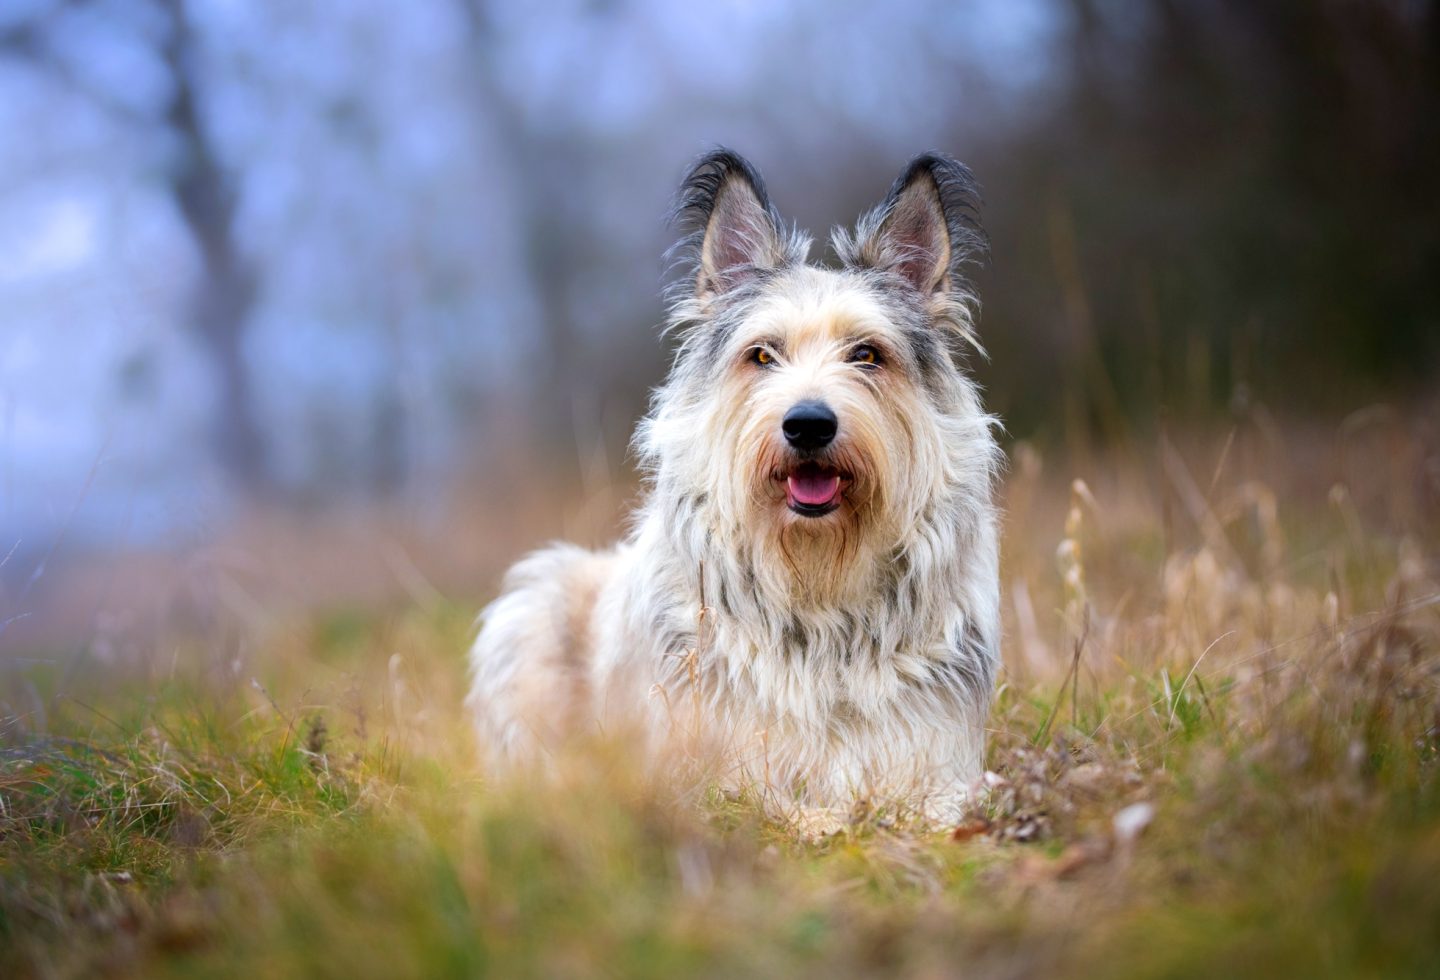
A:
[641, 151, 996, 598]
[705, 270, 945, 532]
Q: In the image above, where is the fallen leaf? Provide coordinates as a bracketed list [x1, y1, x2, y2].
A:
[950, 817, 992, 842]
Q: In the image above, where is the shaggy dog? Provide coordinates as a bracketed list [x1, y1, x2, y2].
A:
[468, 149, 1002, 822]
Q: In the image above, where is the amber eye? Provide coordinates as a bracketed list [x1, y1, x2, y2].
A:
[848, 344, 880, 366]
[751, 347, 774, 367]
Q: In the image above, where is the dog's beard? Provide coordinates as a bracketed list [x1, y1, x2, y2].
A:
[740, 438, 894, 605]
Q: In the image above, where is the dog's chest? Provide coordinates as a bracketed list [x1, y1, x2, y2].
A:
[661, 604, 949, 727]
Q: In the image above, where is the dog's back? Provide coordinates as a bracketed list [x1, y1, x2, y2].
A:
[465, 543, 617, 765]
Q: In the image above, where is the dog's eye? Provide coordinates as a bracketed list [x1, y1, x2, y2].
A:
[750, 347, 774, 367]
[847, 345, 880, 367]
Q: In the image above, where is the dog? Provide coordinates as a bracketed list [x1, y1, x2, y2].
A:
[467, 149, 1002, 823]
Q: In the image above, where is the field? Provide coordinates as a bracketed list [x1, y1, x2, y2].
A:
[2, 413, 1438, 978]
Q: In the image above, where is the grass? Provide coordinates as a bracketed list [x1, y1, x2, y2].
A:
[2, 420, 1438, 977]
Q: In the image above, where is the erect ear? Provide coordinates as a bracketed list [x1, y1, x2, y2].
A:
[673, 149, 791, 299]
[847, 153, 984, 299]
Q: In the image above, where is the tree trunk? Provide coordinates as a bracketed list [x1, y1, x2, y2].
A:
[162, 0, 269, 498]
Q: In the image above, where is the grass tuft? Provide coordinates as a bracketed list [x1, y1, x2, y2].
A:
[2, 426, 1438, 977]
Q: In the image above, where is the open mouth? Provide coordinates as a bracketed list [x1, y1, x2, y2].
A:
[783, 462, 844, 517]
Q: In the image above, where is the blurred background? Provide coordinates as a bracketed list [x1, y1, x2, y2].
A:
[1, 0, 1438, 655]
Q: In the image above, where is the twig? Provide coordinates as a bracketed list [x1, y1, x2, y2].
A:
[1035, 606, 1091, 746]
[1167, 631, 1235, 730]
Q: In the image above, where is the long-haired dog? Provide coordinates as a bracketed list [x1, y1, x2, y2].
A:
[467, 149, 1001, 822]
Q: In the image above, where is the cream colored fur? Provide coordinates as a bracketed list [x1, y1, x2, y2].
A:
[467, 151, 1001, 823]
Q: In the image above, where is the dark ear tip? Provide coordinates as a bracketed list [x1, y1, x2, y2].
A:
[671, 147, 775, 232]
[686, 147, 758, 182]
[891, 152, 980, 205]
[887, 151, 987, 253]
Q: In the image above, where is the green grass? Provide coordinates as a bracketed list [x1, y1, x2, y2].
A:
[2, 438, 1438, 977]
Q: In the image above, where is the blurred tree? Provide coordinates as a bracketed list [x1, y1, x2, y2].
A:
[1, 0, 270, 496]
[458, 0, 593, 452]
[5, 0, 1436, 539]
[158, 0, 268, 497]
[976, 0, 1440, 432]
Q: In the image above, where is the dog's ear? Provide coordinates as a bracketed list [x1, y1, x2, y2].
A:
[673, 149, 791, 299]
[846, 153, 985, 302]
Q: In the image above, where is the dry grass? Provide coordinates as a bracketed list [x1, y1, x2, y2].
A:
[2, 412, 1438, 978]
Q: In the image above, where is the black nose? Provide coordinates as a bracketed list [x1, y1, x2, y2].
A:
[782, 401, 838, 451]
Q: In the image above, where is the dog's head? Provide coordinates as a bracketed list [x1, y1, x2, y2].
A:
[641, 150, 999, 599]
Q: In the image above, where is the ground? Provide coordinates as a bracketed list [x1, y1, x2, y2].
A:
[2, 418, 1438, 978]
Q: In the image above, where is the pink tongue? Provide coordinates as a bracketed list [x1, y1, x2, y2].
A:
[788, 469, 840, 506]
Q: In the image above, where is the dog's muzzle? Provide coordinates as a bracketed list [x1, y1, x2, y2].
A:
[777, 402, 846, 516]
